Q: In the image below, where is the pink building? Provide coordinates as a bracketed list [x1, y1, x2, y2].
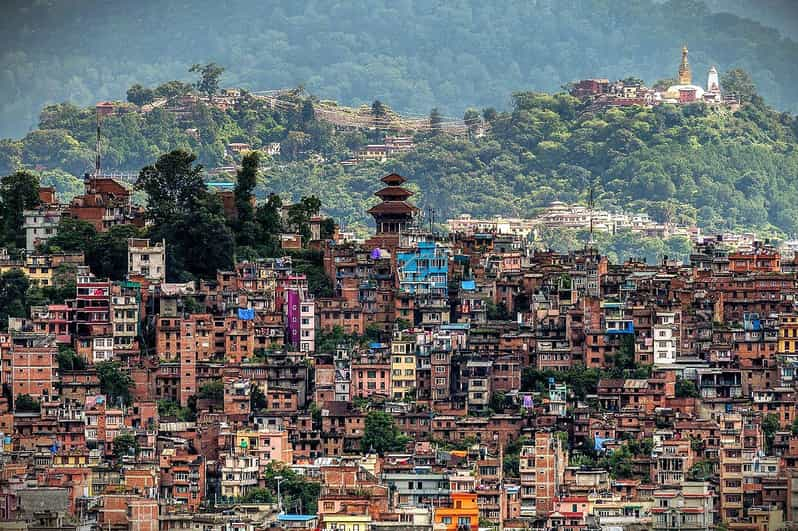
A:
[351, 358, 391, 399]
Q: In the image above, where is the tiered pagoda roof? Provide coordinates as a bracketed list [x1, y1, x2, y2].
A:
[367, 173, 418, 217]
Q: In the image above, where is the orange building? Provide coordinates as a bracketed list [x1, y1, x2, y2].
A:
[11, 346, 58, 405]
[728, 247, 780, 273]
[159, 448, 206, 511]
[68, 176, 143, 232]
[434, 492, 480, 531]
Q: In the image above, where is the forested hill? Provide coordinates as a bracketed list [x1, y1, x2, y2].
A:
[3, 78, 798, 242]
[703, 0, 798, 40]
[2, 0, 798, 138]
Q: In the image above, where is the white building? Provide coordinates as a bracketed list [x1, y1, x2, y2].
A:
[447, 214, 538, 238]
[22, 207, 63, 252]
[92, 336, 114, 363]
[111, 292, 139, 351]
[299, 299, 315, 353]
[220, 453, 259, 499]
[653, 312, 679, 365]
[128, 238, 165, 281]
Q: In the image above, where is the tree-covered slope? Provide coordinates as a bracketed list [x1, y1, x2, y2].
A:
[2, 0, 798, 138]
[6, 79, 797, 239]
[262, 94, 798, 237]
[703, 0, 798, 40]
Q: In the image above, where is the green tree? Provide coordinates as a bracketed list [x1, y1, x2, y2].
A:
[56, 346, 86, 371]
[157, 399, 195, 421]
[255, 193, 283, 254]
[113, 432, 138, 460]
[486, 301, 511, 320]
[371, 100, 387, 118]
[464, 108, 482, 138]
[137, 150, 206, 226]
[250, 384, 267, 412]
[96, 361, 133, 405]
[198, 380, 224, 401]
[429, 108, 443, 134]
[126, 84, 155, 106]
[300, 100, 316, 125]
[164, 192, 235, 279]
[675, 379, 701, 398]
[189, 63, 225, 97]
[153, 80, 193, 100]
[1, 171, 40, 248]
[362, 410, 408, 454]
[89, 224, 142, 280]
[140, 150, 233, 279]
[0, 269, 30, 329]
[721, 68, 758, 104]
[262, 462, 321, 513]
[242, 488, 275, 503]
[234, 151, 259, 246]
[46, 218, 97, 253]
[762, 413, 780, 453]
[287, 195, 322, 244]
[0, 140, 22, 175]
[14, 394, 40, 412]
[282, 131, 310, 161]
[490, 391, 508, 412]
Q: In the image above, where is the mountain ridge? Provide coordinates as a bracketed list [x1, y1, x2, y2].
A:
[1, 0, 797, 137]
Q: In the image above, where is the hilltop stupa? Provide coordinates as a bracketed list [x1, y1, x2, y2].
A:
[663, 46, 705, 103]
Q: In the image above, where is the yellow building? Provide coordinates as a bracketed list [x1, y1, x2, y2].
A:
[0, 250, 84, 287]
[780, 314, 798, 353]
[321, 513, 371, 531]
[391, 334, 417, 400]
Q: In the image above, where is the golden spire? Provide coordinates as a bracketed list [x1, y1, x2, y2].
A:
[678, 45, 692, 85]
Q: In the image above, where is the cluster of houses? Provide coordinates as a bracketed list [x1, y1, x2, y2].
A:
[448, 201, 699, 241]
[570, 46, 740, 109]
[5, 171, 798, 531]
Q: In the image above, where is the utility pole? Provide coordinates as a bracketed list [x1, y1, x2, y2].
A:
[95, 108, 102, 177]
[588, 182, 594, 246]
[498, 441, 505, 531]
[275, 475, 285, 514]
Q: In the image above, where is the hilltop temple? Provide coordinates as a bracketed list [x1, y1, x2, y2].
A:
[660, 46, 722, 104]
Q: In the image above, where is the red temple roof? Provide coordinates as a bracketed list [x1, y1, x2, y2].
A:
[374, 186, 413, 200]
[381, 173, 407, 186]
[367, 201, 418, 215]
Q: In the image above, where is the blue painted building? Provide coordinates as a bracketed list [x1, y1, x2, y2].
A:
[397, 241, 448, 296]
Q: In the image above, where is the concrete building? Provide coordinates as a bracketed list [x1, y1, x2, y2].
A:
[11, 344, 58, 406]
[128, 238, 165, 281]
[651, 482, 714, 531]
[22, 206, 63, 252]
[220, 453, 259, 499]
[653, 312, 680, 365]
[520, 431, 567, 517]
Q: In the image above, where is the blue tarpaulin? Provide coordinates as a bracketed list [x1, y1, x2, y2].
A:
[237, 308, 255, 320]
[461, 280, 476, 291]
[594, 436, 611, 451]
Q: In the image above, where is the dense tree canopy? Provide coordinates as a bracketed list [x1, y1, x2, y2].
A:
[1, 0, 797, 139]
[362, 410, 409, 454]
[0, 171, 40, 249]
[4, 66, 798, 258]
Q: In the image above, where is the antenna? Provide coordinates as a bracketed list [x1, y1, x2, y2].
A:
[95, 108, 102, 177]
[588, 180, 595, 246]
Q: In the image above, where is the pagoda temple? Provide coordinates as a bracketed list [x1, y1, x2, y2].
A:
[366, 173, 418, 252]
